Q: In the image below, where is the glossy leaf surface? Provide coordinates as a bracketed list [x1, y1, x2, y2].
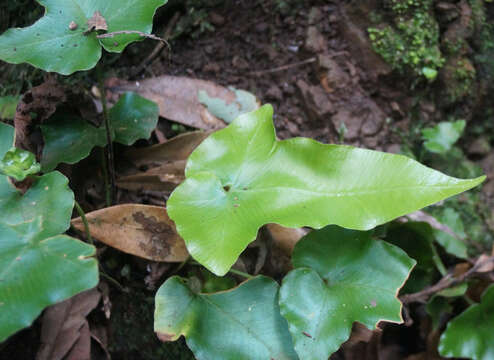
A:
[0, 219, 98, 342]
[167, 105, 484, 275]
[0, 147, 41, 181]
[154, 276, 298, 360]
[279, 226, 415, 360]
[0, 0, 167, 74]
[41, 92, 159, 171]
[439, 285, 494, 360]
[0, 123, 98, 341]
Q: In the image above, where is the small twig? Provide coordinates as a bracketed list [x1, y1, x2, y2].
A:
[97, 66, 116, 205]
[246, 57, 317, 76]
[97, 30, 168, 45]
[401, 256, 494, 304]
[73, 201, 93, 245]
[131, 12, 180, 77]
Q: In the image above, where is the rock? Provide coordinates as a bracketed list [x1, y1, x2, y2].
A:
[265, 85, 283, 101]
[439, 56, 476, 105]
[318, 55, 350, 89]
[441, 1, 473, 54]
[338, 3, 392, 81]
[305, 26, 327, 53]
[332, 109, 361, 140]
[297, 80, 334, 122]
[331, 90, 385, 140]
[468, 137, 491, 157]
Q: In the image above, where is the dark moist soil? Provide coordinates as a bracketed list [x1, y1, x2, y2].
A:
[1, 0, 494, 359]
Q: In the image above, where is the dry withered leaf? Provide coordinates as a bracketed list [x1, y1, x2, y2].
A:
[108, 76, 245, 129]
[14, 79, 66, 155]
[71, 204, 188, 262]
[118, 131, 209, 192]
[124, 131, 209, 168]
[266, 224, 309, 256]
[36, 288, 101, 360]
[117, 161, 186, 192]
[86, 11, 108, 32]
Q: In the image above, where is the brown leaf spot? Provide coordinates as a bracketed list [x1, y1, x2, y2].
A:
[302, 331, 312, 338]
[133, 212, 174, 259]
[86, 11, 108, 32]
[69, 21, 78, 30]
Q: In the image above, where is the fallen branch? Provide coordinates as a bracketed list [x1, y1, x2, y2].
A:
[401, 256, 494, 304]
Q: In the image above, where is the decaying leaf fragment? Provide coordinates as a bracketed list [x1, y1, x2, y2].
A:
[86, 11, 108, 33]
[71, 204, 188, 262]
[108, 76, 259, 130]
[118, 131, 209, 192]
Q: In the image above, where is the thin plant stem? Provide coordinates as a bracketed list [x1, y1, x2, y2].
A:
[189, 260, 253, 279]
[100, 271, 127, 292]
[228, 268, 254, 279]
[97, 65, 116, 205]
[100, 148, 111, 207]
[431, 243, 448, 276]
[73, 201, 93, 245]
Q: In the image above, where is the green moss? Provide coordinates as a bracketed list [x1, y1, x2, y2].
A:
[368, 0, 444, 81]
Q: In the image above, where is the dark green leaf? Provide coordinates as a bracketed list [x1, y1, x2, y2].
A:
[167, 105, 484, 275]
[0, 96, 19, 120]
[0, 0, 167, 74]
[0, 123, 14, 159]
[41, 92, 159, 171]
[279, 226, 415, 360]
[154, 276, 298, 360]
[0, 218, 98, 341]
[110, 92, 160, 145]
[439, 285, 494, 360]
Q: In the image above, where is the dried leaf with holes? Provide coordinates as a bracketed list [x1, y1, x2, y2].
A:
[86, 11, 108, 33]
[71, 204, 188, 262]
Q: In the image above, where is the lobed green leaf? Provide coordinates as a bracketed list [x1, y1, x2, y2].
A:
[279, 226, 415, 359]
[0, 0, 167, 74]
[154, 276, 298, 360]
[167, 105, 485, 275]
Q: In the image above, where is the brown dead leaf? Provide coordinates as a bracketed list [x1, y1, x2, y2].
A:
[117, 161, 186, 192]
[36, 288, 100, 360]
[475, 254, 494, 273]
[108, 76, 241, 129]
[124, 131, 209, 167]
[71, 204, 188, 262]
[86, 11, 108, 32]
[14, 79, 66, 155]
[266, 224, 309, 256]
[118, 132, 208, 192]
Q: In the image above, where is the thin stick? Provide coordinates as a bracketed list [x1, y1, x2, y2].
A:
[97, 66, 116, 205]
[101, 272, 127, 292]
[131, 12, 180, 77]
[247, 57, 317, 76]
[73, 201, 93, 245]
[97, 30, 168, 45]
[401, 256, 494, 304]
